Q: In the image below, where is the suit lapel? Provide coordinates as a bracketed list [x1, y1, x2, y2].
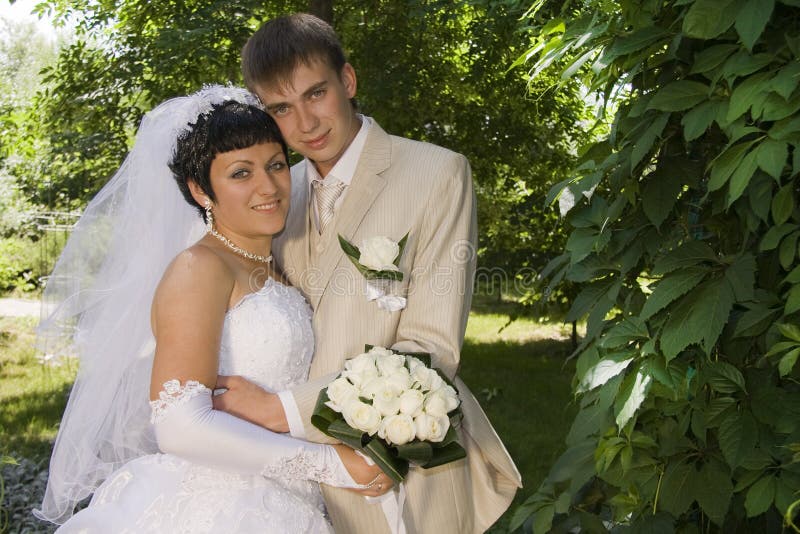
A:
[280, 161, 311, 291]
[307, 122, 392, 310]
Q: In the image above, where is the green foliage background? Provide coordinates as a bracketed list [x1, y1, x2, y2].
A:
[513, 0, 800, 531]
[0, 0, 591, 301]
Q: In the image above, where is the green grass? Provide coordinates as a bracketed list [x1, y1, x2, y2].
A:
[0, 311, 578, 532]
[460, 313, 577, 532]
[0, 317, 77, 460]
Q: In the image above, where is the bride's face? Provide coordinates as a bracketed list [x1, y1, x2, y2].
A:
[206, 141, 291, 239]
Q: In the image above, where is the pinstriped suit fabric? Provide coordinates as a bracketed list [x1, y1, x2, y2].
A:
[273, 121, 521, 534]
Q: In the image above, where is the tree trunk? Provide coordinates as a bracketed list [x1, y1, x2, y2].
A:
[308, 0, 333, 24]
[571, 321, 578, 351]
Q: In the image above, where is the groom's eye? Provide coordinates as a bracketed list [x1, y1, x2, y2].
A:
[271, 104, 289, 117]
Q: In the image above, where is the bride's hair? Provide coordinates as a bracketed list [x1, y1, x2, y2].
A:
[168, 100, 288, 220]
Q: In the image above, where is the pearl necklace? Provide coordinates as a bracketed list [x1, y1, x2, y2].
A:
[208, 227, 273, 264]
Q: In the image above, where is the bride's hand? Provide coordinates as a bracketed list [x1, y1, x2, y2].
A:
[213, 375, 289, 433]
[332, 444, 394, 497]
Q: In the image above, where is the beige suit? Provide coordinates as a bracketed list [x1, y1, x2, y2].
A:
[273, 121, 521, 534]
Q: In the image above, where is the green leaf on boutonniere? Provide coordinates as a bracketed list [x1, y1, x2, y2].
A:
[394, 233, 409, 264]
[338, 233, 408, 282]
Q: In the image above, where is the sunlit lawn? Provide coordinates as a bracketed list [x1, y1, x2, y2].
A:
[0, 309, 577, 532]
[460, 312, 577, 532]
[0, 317, 76, 460]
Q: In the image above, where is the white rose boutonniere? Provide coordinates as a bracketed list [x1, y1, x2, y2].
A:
[338, 233, 409, 312]
[358, 236, 401, 272]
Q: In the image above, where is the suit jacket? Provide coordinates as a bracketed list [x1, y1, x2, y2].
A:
[273, 120, 521, 534]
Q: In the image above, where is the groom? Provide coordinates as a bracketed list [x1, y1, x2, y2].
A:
[215, 13, 521, 533]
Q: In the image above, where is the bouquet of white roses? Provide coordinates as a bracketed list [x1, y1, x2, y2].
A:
[312, 346, 465, 483]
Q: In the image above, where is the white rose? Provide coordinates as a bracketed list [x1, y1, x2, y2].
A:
[380, 414, 416, 445]
[342, 399, 382, 436]
[385, 368, 413, 391]
[325, 376, 359, 412]
[369, 346, 395, 358]
[375, 351, 406, 376]
[439, 384, 460, 412]
[344, 352, 377, 374]
[405, 356, 426, 374]
[428, 371, 444, 392]
[411, 365, 437, 390]
[359, 376, 385, 400]
[373, 388, 402, 417]
[423, 390, 449, 418]
[414, 412, 450, 443]
[342, 356, 379, 387]
[358, 236, 400, 271]
[399, 389, 424, 417]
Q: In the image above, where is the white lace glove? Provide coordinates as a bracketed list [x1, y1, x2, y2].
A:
[150, 380, 363, 488]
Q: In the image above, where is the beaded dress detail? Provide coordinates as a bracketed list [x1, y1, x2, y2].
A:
[56, 279, 333, 533]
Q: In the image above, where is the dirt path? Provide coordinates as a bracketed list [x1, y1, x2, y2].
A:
[0, 298, 40, 318]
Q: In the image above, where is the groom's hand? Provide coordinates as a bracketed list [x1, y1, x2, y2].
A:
[213, 375, 289, 433]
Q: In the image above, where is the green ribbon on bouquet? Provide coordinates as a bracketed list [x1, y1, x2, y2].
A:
[311, 349, 467, 485]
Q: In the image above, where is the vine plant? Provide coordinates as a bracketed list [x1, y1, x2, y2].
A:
[513, 0, 800, 531]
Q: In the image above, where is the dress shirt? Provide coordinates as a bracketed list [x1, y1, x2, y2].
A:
[279, 115, 372, 438]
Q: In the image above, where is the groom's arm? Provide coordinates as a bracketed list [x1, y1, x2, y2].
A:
[213, 373, 339, 443]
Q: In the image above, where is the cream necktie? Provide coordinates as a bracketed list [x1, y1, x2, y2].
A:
[313, 178, 346, 234]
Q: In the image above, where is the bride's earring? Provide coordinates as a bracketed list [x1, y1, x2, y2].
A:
[204, 199, 214, 233]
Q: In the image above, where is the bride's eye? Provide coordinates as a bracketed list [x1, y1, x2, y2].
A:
[231, 168, 250, 179]
[268, 161, 287, 172]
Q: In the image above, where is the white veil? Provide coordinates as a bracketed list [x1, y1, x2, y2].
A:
[34, 85, 263, 524]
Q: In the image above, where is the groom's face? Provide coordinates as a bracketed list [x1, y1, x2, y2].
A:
[254, 59, 360, 177]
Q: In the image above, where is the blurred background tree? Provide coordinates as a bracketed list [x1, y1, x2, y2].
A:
[2, 0, 591, 307]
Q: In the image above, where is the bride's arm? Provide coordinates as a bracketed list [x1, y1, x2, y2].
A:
[148, 247, 389, 493]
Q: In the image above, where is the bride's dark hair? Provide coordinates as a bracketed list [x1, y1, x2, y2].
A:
[169, 100, 288, 221]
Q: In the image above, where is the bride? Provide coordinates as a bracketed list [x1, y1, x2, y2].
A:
[34, 86, 390, 532]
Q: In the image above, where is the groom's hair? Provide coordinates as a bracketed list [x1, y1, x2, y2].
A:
[169, 101, 288, 221]
[241, 13, 347, 91]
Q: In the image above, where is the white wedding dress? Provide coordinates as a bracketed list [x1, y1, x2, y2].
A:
[57, 279, 334, 533]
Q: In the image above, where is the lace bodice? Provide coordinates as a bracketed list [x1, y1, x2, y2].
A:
[218, 278, 314, 392]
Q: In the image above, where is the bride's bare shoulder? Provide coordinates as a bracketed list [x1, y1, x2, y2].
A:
[153, 243, 235, 312]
